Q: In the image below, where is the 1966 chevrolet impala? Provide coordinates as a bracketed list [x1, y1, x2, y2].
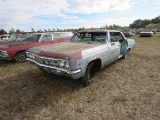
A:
[26, 30, 135, 86]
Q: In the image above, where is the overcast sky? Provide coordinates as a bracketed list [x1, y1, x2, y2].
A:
[0, 0, 160, 32]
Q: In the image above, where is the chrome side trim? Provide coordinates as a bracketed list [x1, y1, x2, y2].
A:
[26, 58, 81, 75]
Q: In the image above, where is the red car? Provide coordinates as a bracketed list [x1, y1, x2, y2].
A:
[0, 32, 72, 62]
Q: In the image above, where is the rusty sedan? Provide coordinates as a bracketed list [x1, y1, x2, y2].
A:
[26, 30, 135, 86]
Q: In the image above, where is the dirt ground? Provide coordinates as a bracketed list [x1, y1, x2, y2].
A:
[0, 33, 160, 120]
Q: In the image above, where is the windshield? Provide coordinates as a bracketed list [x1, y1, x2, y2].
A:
[16, 36, 28, 41]
[8, 36, 17, 41]
[60, 32, 73, 38]
[71, 32, 106, 44]
[143, 29, 152, 32]
[25, 34, 41, 42]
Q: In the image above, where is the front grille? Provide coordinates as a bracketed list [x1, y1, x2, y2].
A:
[34, 55, 43, 64]
[27, 52, 59, 67]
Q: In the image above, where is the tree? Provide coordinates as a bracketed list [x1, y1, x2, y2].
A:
[31, 28, 35, 33]
[57, 28, 59, 31]
[129, 15, 160, 28]
[44, 29, 47, 32]
[0, 29, 7, 35]
[15, 29, 21, 34]
[151, 16, 160, 24]
[9, 28, 15, 34]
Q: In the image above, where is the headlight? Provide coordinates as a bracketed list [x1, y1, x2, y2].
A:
[64, 61, 69, 69]
[26, 52, 35, 59]
[59, 60, 69, 69]
[30, 54, 35, 59]
[59, 60, 65, 67]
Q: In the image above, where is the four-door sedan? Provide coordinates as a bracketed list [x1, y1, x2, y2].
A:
[26, 30, 135, 86]
[0, 32, 72, 62]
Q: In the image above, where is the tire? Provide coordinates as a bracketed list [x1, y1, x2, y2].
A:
[123, 49, 129, 59]
[15, 52, 26, 63]
[80, 62, 95, 86]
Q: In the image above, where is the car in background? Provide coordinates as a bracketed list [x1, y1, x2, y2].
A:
[155, 28, 160, 32]
[140, 29, 153, 37]
[135, 28, 144, 34]
[59, 32, 74, 38]
[150, 29, 156, 34]
[0, 35, 28, 45]
[122, 29, 134, 37]
[0, 35, 11, 40]
[0, 32, 71, 63]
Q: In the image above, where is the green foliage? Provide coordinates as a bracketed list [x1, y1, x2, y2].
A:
[15, 29, 21, 34]
[129, 15, 160, 28]
[9, 28, 15, 34]
[0, 29, 7, 34]
[101, 24, 122, 30]
[151, 16, 160, 24]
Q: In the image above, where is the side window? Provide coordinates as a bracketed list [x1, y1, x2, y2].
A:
[60, 32, 73, 38]
[110, 32, 124, 42]
[53, 34, 61, 40]
[41, 34, 52, 41]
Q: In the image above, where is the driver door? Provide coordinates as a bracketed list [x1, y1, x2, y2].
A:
[108, 32, 122, 62]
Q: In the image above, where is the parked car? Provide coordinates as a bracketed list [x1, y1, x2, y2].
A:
[150, 29, 156, 34]
[0, 35, 28, 45]
[0, 32, 71, 62]
[155, 28, 160, 32]
[135, 28, 144, 34]
[0, 35, 11, 40]
[26, 30, 135, 86]
[122, 29, 134, 37]
[140, 29, 153, 37]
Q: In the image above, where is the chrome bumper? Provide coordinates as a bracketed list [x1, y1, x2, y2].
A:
[0, 56, 11, 60]
[26, 58, 82, 79]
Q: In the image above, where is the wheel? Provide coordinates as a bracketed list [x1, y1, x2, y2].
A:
[15, 52, 26, 63]
[80, 62, 95, 86]
[123, 49, 129, 59]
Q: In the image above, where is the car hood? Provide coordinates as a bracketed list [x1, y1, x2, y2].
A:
[27, 42, 101, 60]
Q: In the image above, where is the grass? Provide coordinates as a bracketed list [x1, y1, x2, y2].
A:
[0, 33, 160, 120]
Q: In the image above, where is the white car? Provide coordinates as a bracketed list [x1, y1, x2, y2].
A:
[140, 29, 153, 37]
[0, 35, 11, 40]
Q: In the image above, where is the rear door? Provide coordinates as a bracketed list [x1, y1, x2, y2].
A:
[40, 34, 53, 44]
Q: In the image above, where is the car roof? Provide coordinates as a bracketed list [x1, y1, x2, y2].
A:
[33, 32, 73, 35]
[78, 30, 120, 33]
